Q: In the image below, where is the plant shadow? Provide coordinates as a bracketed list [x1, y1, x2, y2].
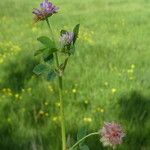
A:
[118, 91, 150, 150]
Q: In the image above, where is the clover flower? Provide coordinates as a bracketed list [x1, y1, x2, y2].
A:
[100, 122, 125, 149]
[60, 32, 74, 46]
[32, 0, 59, 22]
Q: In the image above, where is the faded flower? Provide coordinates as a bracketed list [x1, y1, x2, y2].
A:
[100, 122, 125, 149]
[32, 0, 59, 22]
[60, 32, 74, 46]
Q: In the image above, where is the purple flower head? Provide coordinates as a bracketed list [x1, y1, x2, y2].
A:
[32, 0, 59, 22]
[100, 122, 125, 149]
[60, 32, 74, 46]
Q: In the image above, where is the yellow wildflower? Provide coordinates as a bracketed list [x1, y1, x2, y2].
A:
[72, 89, 77, 93]
[131, 64, 135, 69]
[44, 102, 48, 106]
[55, 102, 61, 107]
[2, 88, 6, 92]
[84, 100, 88, 104]
[48, 85, 54, 92]
[39, 110, 44, 115]
[32, 27, 38, 33]
[100, 109, 104, 113]
[104, 82, 108, 86]
[27, 87, 32, 92]
[0, 58, 4, 64]
[127, 69, 133, 74]
[83, 117, 92, 123]
[52, 116, 58, 121]
[45, 112, 49, 117]
[129, 77, 134, 80]
[15, 94, 19, 99]
[111, 88, 117, 93]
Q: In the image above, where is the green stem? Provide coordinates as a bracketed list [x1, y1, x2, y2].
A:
[69, 132, 99, 150]
[59, 76, 66, 150]
[45, 18, 59, 67]
[46, 18, 66, 150]
[46, 18, 55, 42]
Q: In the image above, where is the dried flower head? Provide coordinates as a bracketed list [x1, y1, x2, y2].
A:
[32, 0, 59, 22]
[60, 32, 74, 46]
[100, 122, 125, 149]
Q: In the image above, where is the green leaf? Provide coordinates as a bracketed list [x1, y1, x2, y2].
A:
[33, 64, 49, 75]
[34, 48, 47, 56]
[77, 127, 87, 141]
[43, 53, 54, 63]
[70, 44, 75, 55]
[37, 36, 54, 48]
[80, 145, 90, 150]
[43, 48, 57, 63]
[47, 70, 56, 81]
[73, 24, 80, 45]
[60, 30, 68, 36]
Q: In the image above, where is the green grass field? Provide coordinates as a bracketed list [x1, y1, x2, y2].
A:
[0, 0, 150, 149]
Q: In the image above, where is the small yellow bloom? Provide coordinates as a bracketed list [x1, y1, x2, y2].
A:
[8, 92, 12, 96]
[55, 102, 61, 107]
[127, 69, 133, 74]
[32, 27, 38, 33]
[7, 88, 11, 92]
[96, 107, 104, 113]
[111, 88, 117, 93]
[39, 110, 44, 115]
[48, 85, 54, 92]
[52, 116, 58, 121]
[83, 117, 92, 123]
[15, 94, 19, 98]
[104, 82, 108, 86]
[84, 100, 88, 104]
[100, 109, 104, 113]
[2, 88, 6, 92]
[27, 87, 32, 92]
[91, 31, 94, 34]
[129, 77, 134, 80]
[131, 64, 135, 69]
[45, 112, 49, 117]
[44, 102, 48, 106]
[0, 58, 4, 64]
[72, 89, 77, 93]
[22, 89, 25, 92]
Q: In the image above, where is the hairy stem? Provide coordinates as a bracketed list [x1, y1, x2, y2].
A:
[46, 18, 66, 150]
[69, 132, 99, 150]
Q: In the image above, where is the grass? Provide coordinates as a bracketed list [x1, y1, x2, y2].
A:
[0, 0, 150, 149]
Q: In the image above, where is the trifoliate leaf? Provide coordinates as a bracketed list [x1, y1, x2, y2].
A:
[33, 63, 49, 75]
[47, 70, 56, 81]
[43, 48, 57, 63]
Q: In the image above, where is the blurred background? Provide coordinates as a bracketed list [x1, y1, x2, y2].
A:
[0, 0, 150, 149]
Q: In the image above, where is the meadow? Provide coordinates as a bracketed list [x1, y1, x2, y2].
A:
[0, 0, 150, 149]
